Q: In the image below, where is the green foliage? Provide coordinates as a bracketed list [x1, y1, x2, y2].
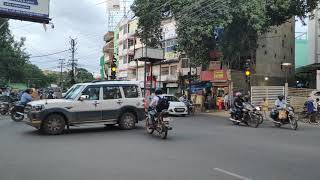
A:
[132, 0, 319, 65]
[76, 68, 94, 83]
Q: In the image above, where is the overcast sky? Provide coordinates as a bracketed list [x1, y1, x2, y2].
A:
[8, 1, 307, 75]
[9, 0, 112, 75]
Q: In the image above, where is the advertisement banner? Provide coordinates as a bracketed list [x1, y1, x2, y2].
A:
[0, 0, 50, 23]
[213, 70, 228, 82]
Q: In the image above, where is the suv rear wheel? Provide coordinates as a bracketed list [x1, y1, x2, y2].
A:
[42, 114, 66, 135]
[119, 112, 136, 130]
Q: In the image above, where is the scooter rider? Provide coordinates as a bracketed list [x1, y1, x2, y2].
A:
[234, 92, 244, 120]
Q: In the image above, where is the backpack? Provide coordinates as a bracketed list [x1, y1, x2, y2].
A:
[156, 96, 170, 112]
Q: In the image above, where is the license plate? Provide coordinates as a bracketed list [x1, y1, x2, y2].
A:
[176, 109, 185, 112]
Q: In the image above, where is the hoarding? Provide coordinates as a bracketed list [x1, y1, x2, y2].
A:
[0, 0, 50, 24]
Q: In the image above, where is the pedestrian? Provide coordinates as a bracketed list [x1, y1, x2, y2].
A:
[261, 97, 269, 120]
[224, 93, 229, 110]
[305, 97, 317, 123]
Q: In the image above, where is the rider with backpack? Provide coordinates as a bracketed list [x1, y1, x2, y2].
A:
[148, 88, 170, 126]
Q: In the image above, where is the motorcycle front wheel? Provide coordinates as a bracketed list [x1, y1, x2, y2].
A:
[11, 111, 24, 122]
[289, 116, 298, 130]
[248, 114, 260, 128]
[145, 117, 154, 134]
[160, 126, 168, 139]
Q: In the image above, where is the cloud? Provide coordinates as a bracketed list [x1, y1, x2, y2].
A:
[9, 0, 108, 73]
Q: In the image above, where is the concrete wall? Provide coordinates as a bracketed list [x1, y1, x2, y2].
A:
[256, 18, 295, 80]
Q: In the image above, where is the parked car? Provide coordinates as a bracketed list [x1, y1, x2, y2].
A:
[161, 94, 188, 116]
[26, 81, 145, 135]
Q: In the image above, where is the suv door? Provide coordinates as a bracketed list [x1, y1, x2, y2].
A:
[75, 85, 102, 123]
[101, 85, 123, 121]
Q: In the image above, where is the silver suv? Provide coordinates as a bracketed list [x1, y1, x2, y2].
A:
[26, 81, 145, 135]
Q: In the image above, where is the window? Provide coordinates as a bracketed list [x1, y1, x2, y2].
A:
[291, 48, 293, 55]
[128, 55, 134, 63]
[282, 40, 285, 48]
[170, 65, 177, 75]
[81, 86, 100, 101]
[123, 43, 127, 50]
[123, 56, 127, 64]
[123, 86, 139, 98]
[264, 50, 267, 55]
[181, 58, 189, 68]
[103, 86, 122, 100]
[161, 67, 169, 75]
[128, 39, 134, 47]
[283, 56, 286, 60]
[274, 53, 277, 59]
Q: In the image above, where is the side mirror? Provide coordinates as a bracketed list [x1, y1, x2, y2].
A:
[79, 95, 89, 101]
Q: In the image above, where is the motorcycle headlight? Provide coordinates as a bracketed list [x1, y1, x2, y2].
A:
[256, 107, 261, 111]
[32, 105, 45, 112]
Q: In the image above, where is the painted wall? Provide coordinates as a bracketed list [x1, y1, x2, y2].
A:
[295, 39, 309, 68]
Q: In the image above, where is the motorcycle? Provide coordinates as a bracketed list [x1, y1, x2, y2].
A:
[183, 100, 195, 116]
[245, 103, 264, 124]
[145, 110, 173, 139]
[229, 102, 260, 128]
[0, 102, 10, 115]
[10, 103, 26, 122]
[270, 106, 298, 130]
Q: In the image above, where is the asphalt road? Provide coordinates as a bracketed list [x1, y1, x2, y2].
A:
[0, 114, 320, 180]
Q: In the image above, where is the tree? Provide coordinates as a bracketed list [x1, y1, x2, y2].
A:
[132, 0, 320, 66]
[76, 68, 94, 83]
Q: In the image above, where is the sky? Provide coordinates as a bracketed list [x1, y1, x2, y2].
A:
[9, 0, 111, 75]
[8, 0, 307, 75]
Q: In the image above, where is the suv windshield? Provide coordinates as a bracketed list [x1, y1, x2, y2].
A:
[65, 85, 85, 100]
[64, 84, 79, 98]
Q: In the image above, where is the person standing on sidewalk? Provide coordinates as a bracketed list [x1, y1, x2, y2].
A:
[224, 93, 229, 110]
[261, 98, 269, 120]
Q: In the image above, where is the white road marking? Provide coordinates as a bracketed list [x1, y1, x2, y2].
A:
[213, 168, 252, 180]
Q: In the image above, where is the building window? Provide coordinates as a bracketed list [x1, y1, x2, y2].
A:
[128, 55, 134, 63]
[283, 56, 286, 60]
[128, 39, 134, 48]
[123, 43, 127, 50]
[161, 67, 169, 75]
[274, 53, 277, 59]
[181, 58, 189, 68]
[123, 56, 127, 64]
[275, 30, 277, 34]
[264, 50, 267, 55]
[282, 40, 285, 48]
[170, 65, 177, 75]
[123, 25, 128, 35]
[291, 47, 293, 55]
[284, 34, 287, 38]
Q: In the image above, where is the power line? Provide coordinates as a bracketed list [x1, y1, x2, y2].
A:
[30, 49, 70, 58]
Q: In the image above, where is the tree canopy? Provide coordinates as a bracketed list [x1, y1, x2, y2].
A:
[132, 0, 319, 66]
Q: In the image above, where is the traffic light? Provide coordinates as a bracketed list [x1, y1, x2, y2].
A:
[245, 69, 251, 83]
[110, 57, 117, 80]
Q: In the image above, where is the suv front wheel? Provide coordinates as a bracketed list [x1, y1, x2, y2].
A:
[42, 114, 66, 135]
[119, 112, 136, 130]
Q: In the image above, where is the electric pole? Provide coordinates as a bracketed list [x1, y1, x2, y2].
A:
[69, 38, 77, 85]
[59, 59, 65, 90]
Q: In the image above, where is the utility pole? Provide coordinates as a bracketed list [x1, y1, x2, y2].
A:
[59, 59, 65, 90]
[70, 38, 77, 85]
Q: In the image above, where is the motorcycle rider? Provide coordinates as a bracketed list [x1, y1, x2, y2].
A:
[20, 89, 33, 106]
[148, 89, 164, 126]
[275, 95, 286, 109]
[234, 92, 244, 120]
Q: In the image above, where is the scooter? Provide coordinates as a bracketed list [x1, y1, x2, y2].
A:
[270, 106, 298, 130]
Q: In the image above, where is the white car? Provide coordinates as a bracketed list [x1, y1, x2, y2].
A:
[26, 81, 145, 135]
[161, 94, 188, 116]
[309, 90, 320, 101]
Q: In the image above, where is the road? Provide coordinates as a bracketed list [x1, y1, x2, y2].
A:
[0, 114, 320, 180]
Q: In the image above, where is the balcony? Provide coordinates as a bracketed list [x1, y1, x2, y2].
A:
[159, 74, 178, 82]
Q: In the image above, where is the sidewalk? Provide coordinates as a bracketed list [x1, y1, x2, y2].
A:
[199, 110, 230, 118]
